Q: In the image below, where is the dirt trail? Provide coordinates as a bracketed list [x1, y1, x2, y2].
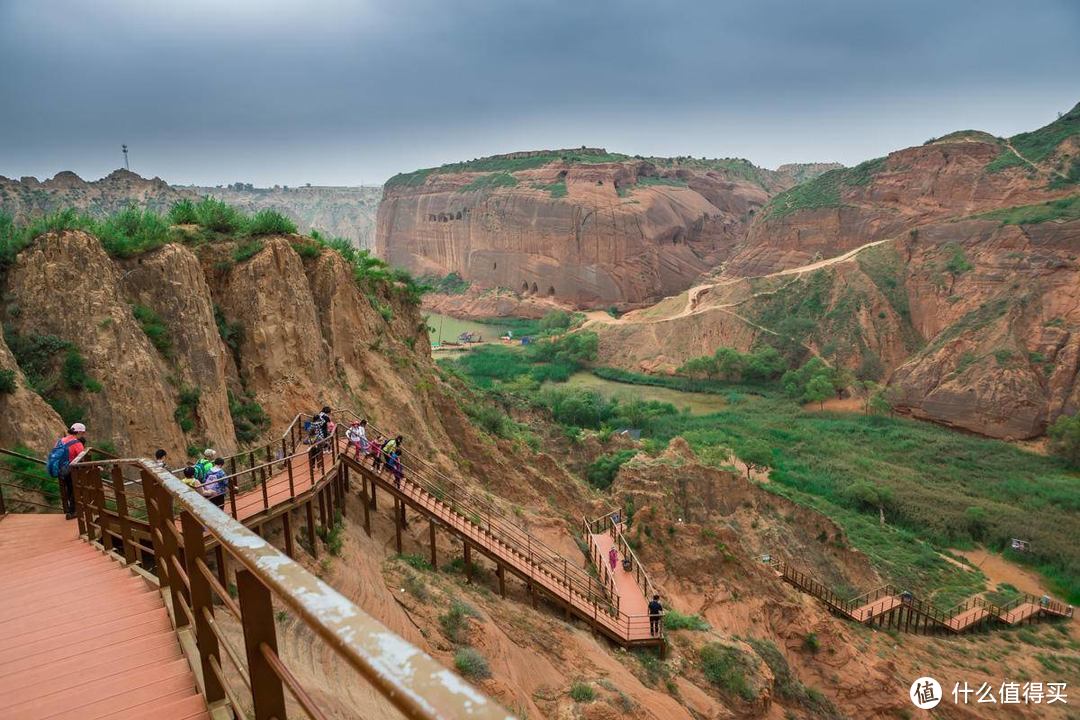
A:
[585, 237, 893, 330]
[1003, 140, 1069, 181]
[958, 548, 1053, 598]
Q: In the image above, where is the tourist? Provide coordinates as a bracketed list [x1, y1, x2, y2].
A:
[387, 449, 404, 487]
[324, 418, 337, 453]
[180, 466, 200, 488]
[648, 595, 664, 636]
[47, 422, 87, 520]
[200, 458, 229, 509]
[152, 448, 168, 470]
[312, 406, 332, 442]
[382, 435, 403, 466]
[609, 546, 618, 572]
[194, 449, 216, 482]
[368, 437, 384, 472]
[346, 420, 369, 460]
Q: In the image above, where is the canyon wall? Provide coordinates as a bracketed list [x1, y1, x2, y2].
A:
[591, 105, 1080, 439]
[376, 152, 839, 307]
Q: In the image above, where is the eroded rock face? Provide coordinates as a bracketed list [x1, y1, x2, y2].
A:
[4, 231, 187, 455]
[729, 137, 1070, 277]
[0, 333, 65, 453]
[121, 243, 238, 450]
[213, 237, 337, 428]
[377, 159, 780, 307]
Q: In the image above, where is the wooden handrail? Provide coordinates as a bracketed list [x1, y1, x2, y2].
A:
[84, 456, 510, 720]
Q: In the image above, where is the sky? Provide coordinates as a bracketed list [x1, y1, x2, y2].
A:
[1, 0, 1078, 187]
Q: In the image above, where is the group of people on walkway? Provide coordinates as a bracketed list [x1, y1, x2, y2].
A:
[308, 407, 407, 487]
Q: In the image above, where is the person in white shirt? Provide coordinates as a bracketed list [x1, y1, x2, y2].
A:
[346, 419, 369, 460]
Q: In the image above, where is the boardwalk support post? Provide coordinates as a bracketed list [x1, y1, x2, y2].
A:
[429, 520, 438, 570]
[236, 569, 288, 720]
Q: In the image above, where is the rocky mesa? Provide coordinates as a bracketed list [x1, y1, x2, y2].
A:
[375, 149, 839, 308]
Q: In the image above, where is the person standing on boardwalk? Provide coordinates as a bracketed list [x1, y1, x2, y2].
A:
[47, 423, 86, 520]
[608, 546, 618, 572]
[648, 595, 664, 636]
[346, 420, 368, 460]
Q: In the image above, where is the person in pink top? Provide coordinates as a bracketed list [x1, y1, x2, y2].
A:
[608, 546, 618, 571]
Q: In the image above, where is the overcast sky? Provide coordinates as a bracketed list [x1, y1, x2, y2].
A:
[1, 0, 1077, 186]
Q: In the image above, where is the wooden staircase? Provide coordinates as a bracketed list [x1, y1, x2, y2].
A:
[0, 514, 207, 720]
[772, 558, 1073, 635]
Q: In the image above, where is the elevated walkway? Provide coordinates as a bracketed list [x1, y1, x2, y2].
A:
[772, 558, 1072, 634]
[0, 514, 207, 720]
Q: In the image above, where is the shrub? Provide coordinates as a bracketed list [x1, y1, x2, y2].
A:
[1, 444, 59, 505]
[1048, 413, 1080, 468]
[316, 514, 344, 555]
[539, 310, 574, 333]
[585, 449, 636, 490]
[174, 386, 200, 433]
[461, 172, 518, 192]
[421, 272, 470, 295]
[662, 609, 709, 631]
[399, 553, 433, 571]
[699, 643, 755, 700]
[569, 681, 596, 702]
[232, 239, 264, 263]
[194, 197, 246, 233]
[95, 206, 171, 257]
[61, 348, 101, 392]
[168, 199, 199, 224]
[439, 600, 479, 644]
[943, 243, 973, 275]
[214, 305, 243, 352]
[0, 368, 16, 394]
[454, 648, 491, 680]
[802, 632, 820, 653]
[228, 390, 270, 444]
[133, 304, 173, 358]
[245, 209, 297, 236]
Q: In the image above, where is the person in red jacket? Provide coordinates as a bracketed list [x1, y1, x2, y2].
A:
[55, 423, 87, 519]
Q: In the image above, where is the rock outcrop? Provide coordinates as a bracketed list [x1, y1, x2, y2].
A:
[121, 243, 238, 449]
[590, 104, 1080, 439]
[376, 151, 839, 307]
[4, 231, 188, 455]
[0, 333, 65, 454]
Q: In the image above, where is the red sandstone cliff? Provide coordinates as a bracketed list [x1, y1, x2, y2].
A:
[376, 151, 839, 307]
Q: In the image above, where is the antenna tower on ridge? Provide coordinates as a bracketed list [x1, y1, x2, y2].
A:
[122, 144, 129, 170]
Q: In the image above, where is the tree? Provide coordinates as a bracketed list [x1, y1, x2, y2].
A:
[804, 374, 833, 409]
[857, 380, 880, 415]
[830, 367, 855, 399]
[1048, 413, 1080, 468]
[844, 481, 893, 518]
[736, 439, 772, 480]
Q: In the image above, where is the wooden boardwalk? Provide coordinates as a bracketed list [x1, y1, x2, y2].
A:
[0, 514, 208, 720]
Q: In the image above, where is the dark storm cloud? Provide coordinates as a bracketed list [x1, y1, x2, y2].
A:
[1, 0, 1078, 185]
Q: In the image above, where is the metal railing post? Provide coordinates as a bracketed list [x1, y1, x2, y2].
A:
[236, 569, 288, 720]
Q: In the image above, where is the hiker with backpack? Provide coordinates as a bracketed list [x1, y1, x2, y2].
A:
[648, 595, 664, 636]
[199, 458, 229, 510]
[193, 449, 216, 483]
[47, 423, 87, 520]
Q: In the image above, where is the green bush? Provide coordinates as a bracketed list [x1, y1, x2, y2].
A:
[439, 600, 478, 644]
[539, 310, 574, 333]
[168, 199, 199, 224]
[245, 209, 297, 236]
[662, 609, 709, 631]
[585, 450, 636, 490]
[421, 272, 470, 295]
[569, 681, 596, 702]
[228, 390, 270, 444]
[699, 643, 755, 700]
[232, 239, 264, 263]
[0, 368, 16, 394]
[95, 206, 171, 257]
[316, 513, 344, 555]
[943, 243, 973, 274]
[174, 386, 200, 433]
[214, 305, 243, 352]
[133, 304, 173, 358]
[1048, 413, 1080, 469]
[461, 172, 518, 192]
[1, 444, 59, 505]
[453, 647, 491, 680]
[194, 197, 247, 233]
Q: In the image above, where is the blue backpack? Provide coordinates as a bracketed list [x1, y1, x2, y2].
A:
[47, 437, 80, 478]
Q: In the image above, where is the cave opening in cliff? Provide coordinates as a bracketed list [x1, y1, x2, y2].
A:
[547, 286, 555, 296]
